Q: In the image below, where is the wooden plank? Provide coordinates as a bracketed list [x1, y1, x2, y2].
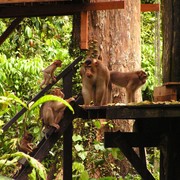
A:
[80, 11, 88, 50]
[77, 104, 180, 119]
[141, 4, 160, 12]
[0, 0, 67, 3]
[0, 17, 23, 45]
[153, 85, 178, 101]
[104, 132, 161, 147]
[164, 82, 180, 86]
[106, 132, 155, 180]
[0, 1, 124, 18]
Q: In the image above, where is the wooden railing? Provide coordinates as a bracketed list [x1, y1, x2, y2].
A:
[2, 56, 83, 179]
[3, 56, 83, 132]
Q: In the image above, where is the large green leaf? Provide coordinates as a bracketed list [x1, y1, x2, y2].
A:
[0, 152, 47, 180]
[7, 93, 28, 109]
[29, 95, 74, 114]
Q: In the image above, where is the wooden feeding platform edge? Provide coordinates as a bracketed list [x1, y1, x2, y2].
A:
[76, 102, 180, 120]
[75, 102, 180, 180]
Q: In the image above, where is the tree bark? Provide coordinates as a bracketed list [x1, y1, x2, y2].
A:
[88, 0, 141, 103]
[88, 0, 141, 177]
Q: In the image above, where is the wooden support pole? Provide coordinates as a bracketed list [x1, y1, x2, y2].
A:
[63, 70, 73, 180]
[80, 11, 88, 50]
[113, 136, 155, 180]
[0, 17, 23, 45]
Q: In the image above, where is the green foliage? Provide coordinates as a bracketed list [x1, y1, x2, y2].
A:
[0, 16, 74, 179]
[141, 11, 162, 100]
[71, 119, 125, 179]
[141, 0, 158, 3]
[0, 16, 73, 59]
[0, 54, 43, 99]
[0, 152, 47, 180]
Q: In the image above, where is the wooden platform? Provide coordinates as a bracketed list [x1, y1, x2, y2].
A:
[77, 103, 180, 180]
[154, 82, 180, 101]
[78, 103, 180, 119]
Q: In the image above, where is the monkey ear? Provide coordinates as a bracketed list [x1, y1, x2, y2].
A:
[98, 55, 103, 61]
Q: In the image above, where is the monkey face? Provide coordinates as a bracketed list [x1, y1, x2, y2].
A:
[54, 60, 62, 67]
[50, 88, 65, 98]
[137, 70, 148, 84]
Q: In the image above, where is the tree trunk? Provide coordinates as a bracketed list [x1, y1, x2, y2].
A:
[88, 0, 141, 103]
[88, 0, 141, 177]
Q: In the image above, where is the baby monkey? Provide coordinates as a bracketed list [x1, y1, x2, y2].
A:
[40, 88, 75, 132]
[18, 131, 35, 154]
[40, 60, 62, 89]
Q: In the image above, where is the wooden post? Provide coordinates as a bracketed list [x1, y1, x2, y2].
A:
[80, 11, 88, 50]
[0, 17, 23, 45]
[63, 70, 73, 180]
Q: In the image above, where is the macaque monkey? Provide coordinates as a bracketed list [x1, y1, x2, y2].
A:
[40, 88, 75, 131]
[80, 58, 111, 106]
[18, 131, 35, 154]
[40, 60, 62, 88]
[110, 70, 147, 103]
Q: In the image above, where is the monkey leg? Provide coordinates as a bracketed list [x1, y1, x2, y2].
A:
[49, 122, 60, 130]
[44, 73, 51, 86]
[27, 144, 34, 152]
[43, 107, 60, 131]
[40, 79, 45, 89]
[94, 83, 107, 106]
[82, 86, 93, 105]
[126, 88, 136, 103]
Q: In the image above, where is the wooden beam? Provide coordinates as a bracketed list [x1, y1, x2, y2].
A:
[141, 4, 160, 12]
[0, 0, 65, 3]
[106, 132, 155, 180]
[0, 1, 125, 18]
[80, 11, 88, 50]
[104, 132, 161, 148]
[0, 17, 23, 45]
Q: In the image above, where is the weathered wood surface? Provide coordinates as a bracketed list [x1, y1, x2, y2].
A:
[0, 0, 67, 3]
[141, 4, 160, 12]
[162, 0, 180, 83]
[77, 104, 180, 119]
[0, 1, 124, 18]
